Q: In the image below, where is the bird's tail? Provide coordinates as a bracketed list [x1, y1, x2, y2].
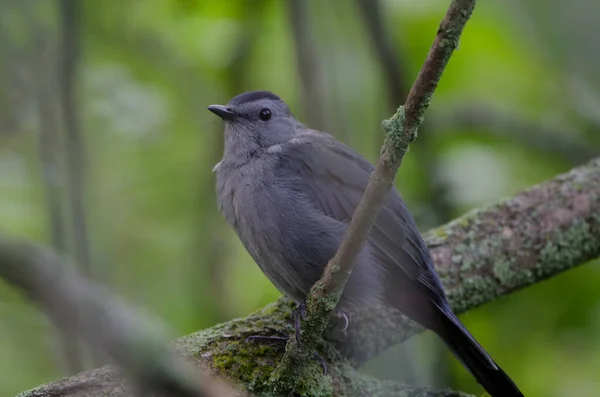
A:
[434, 304, 524, 397]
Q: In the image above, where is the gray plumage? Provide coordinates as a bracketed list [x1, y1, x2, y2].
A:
[208, 91, 523, 397]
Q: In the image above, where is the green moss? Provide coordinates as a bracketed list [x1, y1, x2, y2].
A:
[381, 106, 412, 158]
[170, 297, 301, 395]
[459, 217, 471, 228]
[293, 370, 334, 397]
[319, 292, 340, 312]
[267, 349, 335, 397]
[429, 226, 449, 240]
[209, 340, 280, 393]
[177, 293, 337, 397]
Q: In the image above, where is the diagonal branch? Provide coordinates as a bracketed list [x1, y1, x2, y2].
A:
[268, 0, 477, 392]
[0, 237, 237, 397]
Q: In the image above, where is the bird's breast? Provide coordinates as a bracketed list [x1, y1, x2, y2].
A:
[215, 163, 281, 257]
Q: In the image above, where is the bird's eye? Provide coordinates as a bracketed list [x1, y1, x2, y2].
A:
[259, 108, 272, 122]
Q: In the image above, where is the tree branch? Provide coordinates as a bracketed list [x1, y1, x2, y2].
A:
[288, 0, 328, 131]
[59, 0, 92, 274]
[34, 30, 87, 377]
[14, 157, 600, 397]
[268, 0, 477, 392]
[0, 237, 236, 397]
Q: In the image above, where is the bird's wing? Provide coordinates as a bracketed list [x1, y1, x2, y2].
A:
[273, 131, 445, 298]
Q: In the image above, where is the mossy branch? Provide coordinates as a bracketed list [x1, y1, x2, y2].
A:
[268, 0, 477, 392]
[13, 157, 600, 397]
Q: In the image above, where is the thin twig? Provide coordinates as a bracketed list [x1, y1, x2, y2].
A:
[269, 0, 477, 391]
[17, 0, 88, 374]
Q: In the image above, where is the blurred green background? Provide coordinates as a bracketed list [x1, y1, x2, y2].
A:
[1, 0, 600, 396]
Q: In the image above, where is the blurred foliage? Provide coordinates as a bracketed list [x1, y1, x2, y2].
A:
[1, 0, 600, 396]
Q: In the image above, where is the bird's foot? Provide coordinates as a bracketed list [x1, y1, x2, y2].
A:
[244, 326, 327, 374]
[291, 300, 307, 345]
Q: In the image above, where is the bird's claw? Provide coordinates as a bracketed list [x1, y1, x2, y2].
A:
[333, 308, 350, 331]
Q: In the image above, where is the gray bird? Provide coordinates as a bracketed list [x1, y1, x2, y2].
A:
[208, 91, 523, 397]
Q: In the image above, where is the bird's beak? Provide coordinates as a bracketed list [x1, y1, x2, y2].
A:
[207, 105, 238, 121]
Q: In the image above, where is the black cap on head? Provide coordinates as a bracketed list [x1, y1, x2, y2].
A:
[228, 91, 282, 107]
